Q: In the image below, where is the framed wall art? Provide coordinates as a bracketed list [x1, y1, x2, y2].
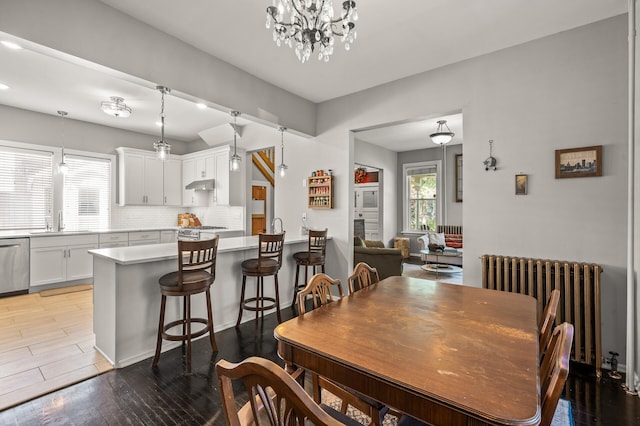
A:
[515, 174, 528, 195]
[555, 145, 602, 179]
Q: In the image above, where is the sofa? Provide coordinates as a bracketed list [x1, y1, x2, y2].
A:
[417, 226, 463, 266]
[353, 237, 403, 280]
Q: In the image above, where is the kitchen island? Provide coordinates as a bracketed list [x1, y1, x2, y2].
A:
[89, 234, 316, 368]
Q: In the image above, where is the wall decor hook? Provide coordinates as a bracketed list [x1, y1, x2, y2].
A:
[484, 139, 497, 171]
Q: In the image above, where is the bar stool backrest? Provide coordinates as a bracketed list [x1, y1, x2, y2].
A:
[258, 232, 286, 270]
[178, 236, 219, 292]
[308, 228, 328, 257]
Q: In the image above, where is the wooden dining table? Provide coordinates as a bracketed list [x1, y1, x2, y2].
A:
[274, 276, 540, 426]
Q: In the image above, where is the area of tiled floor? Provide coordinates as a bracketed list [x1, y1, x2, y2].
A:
[0, 289, 112, 410]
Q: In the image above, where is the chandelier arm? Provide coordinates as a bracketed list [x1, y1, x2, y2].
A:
[289, 0, 311, 29]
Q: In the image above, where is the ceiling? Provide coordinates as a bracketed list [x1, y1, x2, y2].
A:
[0, 1, 627, 150]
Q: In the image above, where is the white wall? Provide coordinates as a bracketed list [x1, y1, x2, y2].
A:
[354, 138, 398, 246]
[315, 15, 628, 363]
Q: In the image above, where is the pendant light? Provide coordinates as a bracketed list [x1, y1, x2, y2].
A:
[57, 110, 68, 174]
[153, 86, 171, 160]
[430, 120, 455, 145]
[230, 111, 241, 171]
[278, 126, 288, 178]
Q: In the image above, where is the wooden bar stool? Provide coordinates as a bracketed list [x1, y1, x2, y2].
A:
[152, 236, 219, 374]
[236, 232, 285, 335]
[291, 228, 328, 307]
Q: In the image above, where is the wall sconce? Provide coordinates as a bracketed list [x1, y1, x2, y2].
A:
[484, 139, 497, 171]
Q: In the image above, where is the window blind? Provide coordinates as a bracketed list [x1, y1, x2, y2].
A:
[63, 155, 111, 231]
[0, 146, 53, 230]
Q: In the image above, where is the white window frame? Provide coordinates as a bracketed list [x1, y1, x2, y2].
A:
[402, 160, 442, 233]
[0, 139, 115, 231]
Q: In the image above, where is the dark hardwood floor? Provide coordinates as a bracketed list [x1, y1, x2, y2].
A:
[0, 305, 639, 425]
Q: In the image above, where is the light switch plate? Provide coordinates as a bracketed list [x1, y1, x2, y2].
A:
[302, 179, 307, 187]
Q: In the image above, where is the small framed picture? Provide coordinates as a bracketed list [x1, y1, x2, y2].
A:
[515, 174, 528, 195]
[555, 145, 602, 178]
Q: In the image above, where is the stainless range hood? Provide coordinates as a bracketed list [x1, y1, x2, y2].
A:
[185, 179, 215, 191]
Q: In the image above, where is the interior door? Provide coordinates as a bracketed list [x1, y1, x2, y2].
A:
[354, 183, 380, 240]
[251, 185, 267, 235]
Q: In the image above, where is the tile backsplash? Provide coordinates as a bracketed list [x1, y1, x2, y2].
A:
[111, 204, 244, 230]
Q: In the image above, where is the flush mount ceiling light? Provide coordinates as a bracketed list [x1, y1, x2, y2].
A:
[1, 40, 22, 50]
[230, 111, 242, 172]
[430, 120, 455, 145]
[278, 126, 288, 178]
[57, 110, 69, 174]
[100, 96, 132, 118]
[0, 82, 9, 90]
[153, 86, 171, 160]
[266, 0, 358, 63]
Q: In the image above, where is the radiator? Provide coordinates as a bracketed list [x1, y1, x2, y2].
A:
[481, 254, 603, 377]
[436, 225, 462, 234]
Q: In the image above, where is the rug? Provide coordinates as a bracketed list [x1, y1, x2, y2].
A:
[323, 392, 573, 426]
[39, 284, 93, 297]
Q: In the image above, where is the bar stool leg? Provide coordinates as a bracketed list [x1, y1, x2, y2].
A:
[205, 288, 217, 352]
[185, 294, 192, 374]
[236, 275, 247, 328]
[152, 294, 167, 368]
[292, 262, 301, 307]
[255, 276, 261, 335]
[182, 296, 187, 351]
[274, 273, 282, 324]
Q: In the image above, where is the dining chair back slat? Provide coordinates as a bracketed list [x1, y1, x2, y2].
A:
[348, 262, 380, 294]
[540, 322, 574, 426]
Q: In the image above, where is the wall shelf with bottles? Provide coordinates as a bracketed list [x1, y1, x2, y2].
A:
[308, 174, 333, 209]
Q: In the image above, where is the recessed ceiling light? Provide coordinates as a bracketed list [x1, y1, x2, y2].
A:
[1, 41, 22, 50]
[196, 103, 207, 110]
[0, 82, 9, 90]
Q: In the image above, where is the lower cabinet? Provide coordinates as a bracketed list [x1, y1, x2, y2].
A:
[128, 231, 161, 246]
[30, 235, 99, 287]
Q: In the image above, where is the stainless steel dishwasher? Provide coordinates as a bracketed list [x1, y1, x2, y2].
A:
[0, 238, 29, 296]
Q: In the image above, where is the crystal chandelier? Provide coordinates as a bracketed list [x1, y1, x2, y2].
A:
[100, 96, 132, 118]
[266, 0, 358, 63]
[153, 86, 171, 160]
[230, 111, 241, 171]
[278, 127, 288, 177]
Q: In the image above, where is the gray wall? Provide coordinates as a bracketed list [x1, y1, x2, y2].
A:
[315, 15, 627, 365]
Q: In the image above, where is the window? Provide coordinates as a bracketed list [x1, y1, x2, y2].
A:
[0, 146, 53, 230]
[404, 161, 440, 232]
[63, 154, 111, 230]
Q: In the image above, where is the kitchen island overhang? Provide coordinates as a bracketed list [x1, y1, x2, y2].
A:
[89, 234, 322, 368]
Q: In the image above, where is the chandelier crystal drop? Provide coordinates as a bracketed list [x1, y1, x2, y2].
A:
[230, 111, 242, 172]
[100, 96, 132, 118]
[430, 120, 455, 145]
[266, 0, 358, 63]
[153, 86, 171, 160]
[278, 126, 288, 178]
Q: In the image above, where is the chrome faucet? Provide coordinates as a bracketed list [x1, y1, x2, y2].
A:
[271, 217, 283, 233]
[57, 210, 65, 232]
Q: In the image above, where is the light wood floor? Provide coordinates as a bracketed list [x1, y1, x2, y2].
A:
[0, 288, 112, 411]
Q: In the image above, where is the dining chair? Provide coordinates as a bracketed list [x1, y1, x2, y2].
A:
[347, 262, 380, 294]
[152, 236, 219, 374]
[291, 228, 328, 307]
[236, 232, 285, 336]
[216, 356, 360, 426]
[297, 273, 389, 426]
[539, 289, 561, 355]
[540, 322, 574, 426]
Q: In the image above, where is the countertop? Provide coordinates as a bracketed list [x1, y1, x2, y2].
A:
[88, 234, 317, 265]
[0, 227, 243, 239]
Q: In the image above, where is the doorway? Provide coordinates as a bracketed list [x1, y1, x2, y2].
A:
[354, 164, 382, 241]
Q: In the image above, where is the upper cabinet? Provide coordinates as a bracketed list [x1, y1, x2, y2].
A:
[116, 147, 182, 206]
[182, 145, 245, 207]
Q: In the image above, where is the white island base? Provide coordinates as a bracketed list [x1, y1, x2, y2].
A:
[90, 235, 311, 368]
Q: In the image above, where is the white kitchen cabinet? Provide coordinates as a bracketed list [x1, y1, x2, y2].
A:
[182, 158, 207, 207]
[128, 231, 161, 246]
[160, 230, 176, 243]
[195, 155, 214, 179]
[99, 232, 129, 248]
[30, 235, 99, 287]
[116, 147, 180, 206]
[163, 158, 182, 206]
[213, 146, 244, 206]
